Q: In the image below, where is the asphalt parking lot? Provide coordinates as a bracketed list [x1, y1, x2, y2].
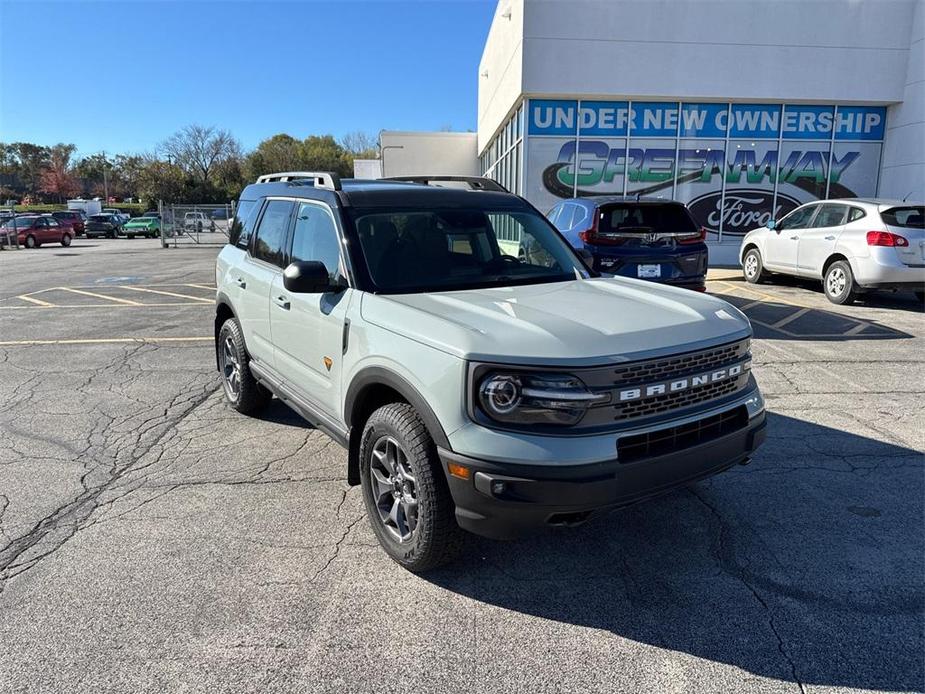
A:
[0, 239, 922, 694]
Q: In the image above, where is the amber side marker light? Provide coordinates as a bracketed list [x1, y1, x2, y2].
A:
[447, 463, 471, 480]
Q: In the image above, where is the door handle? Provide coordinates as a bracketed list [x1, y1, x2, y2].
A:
[824, 235, 836, 240]
[789, 236, 799, 240]
[234, 277, 246, 289]
[272, 295, 290, 310]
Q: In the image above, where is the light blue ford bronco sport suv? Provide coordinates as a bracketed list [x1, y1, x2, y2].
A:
[214, 172, 766, 571]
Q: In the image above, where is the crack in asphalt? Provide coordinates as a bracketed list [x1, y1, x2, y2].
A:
[0, 369, 220, 588]
[688, 486, 807, 694]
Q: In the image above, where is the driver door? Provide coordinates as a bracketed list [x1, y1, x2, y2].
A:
[270, 201, 352, 418]
[765, 203, 819, 272]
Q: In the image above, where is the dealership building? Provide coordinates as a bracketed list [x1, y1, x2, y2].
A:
[467, 0, 924, 264]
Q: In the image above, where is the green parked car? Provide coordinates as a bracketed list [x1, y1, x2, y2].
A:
[122, 215, 160, 239]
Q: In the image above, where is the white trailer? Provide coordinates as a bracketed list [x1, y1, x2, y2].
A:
[67, 199, 102, 217]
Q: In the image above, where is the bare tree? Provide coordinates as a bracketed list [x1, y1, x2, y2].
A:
[340, 131, 379, 158]
[161, 125, 241, 184]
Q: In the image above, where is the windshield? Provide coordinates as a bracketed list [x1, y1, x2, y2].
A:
[351, 208, 590, 293]
[881, 206, 924, 229]
[1, 217, 36, 229]
[599, 203, 698, 234]
[89, 215, 111, 222]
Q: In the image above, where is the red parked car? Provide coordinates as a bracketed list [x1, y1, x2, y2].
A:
[0, 215, 74, 248]
[50, 210, 85, 236]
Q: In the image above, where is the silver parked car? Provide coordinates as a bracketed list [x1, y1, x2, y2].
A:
[739, 198, 925, 304]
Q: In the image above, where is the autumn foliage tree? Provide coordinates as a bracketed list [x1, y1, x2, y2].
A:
[38, 144, 81, 201]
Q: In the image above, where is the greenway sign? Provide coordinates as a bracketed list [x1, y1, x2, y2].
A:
[524, 100, 886, 238]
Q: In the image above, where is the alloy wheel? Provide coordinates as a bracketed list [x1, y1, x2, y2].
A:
[827, 267, 847, 296]
[744, 253, 758, 278]
[369, 435, 418, 542]
[220, 335, 241, 400]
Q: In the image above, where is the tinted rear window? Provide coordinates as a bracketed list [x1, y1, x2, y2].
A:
[881, 206, 924, 229]
[598, 203, 697, 234]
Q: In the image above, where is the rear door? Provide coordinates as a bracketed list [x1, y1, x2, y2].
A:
[236, 199, 294, 369]
[765, 203, 819, 271]
[797, 203, 847, 277]
[270, 201, 352, 417]
[881, 206, 925, 266]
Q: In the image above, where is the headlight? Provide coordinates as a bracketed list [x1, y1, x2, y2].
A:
[476, 371, 610, 426]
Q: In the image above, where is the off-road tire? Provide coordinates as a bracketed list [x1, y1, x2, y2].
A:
[742, 248, 768, 284]
[824, 260, 858, 305]
[217, 317, 270, 414]
[360, 403, 464, 572]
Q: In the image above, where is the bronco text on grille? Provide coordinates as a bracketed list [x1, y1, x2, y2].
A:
[565, 339, 753, 429]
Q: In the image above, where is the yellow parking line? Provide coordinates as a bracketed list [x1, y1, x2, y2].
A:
[770, 307, 811, 329]
[58, 287, 142, 306]
[713, 281, 811, 310]
[184, 283, 216, 291]
[17, 294, 56, 307]
[0, 302, 212, 310]
[0, 337, 212, 346]
[118, 285, 214, 303]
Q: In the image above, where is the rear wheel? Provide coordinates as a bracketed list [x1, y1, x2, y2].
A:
[61, 233, 72, 247]
[218, 318, 270, 414]
[742, 248, 768, 284]
[360, 403, 463, 572]
[24, 235, 36, 249]
[915, 291, 923, 304]
[824, 260, 858, 305]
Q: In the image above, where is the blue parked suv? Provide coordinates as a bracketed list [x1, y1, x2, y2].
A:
[545, 197, 708, 291]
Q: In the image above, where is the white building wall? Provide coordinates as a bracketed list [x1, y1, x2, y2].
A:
[379, 131, 479, 178]
[477, 0, 525, 152]
[880, 0, 925, 200]
[478, 0, 919, 147]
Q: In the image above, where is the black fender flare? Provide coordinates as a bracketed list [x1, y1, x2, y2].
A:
[344, 367, 452, 485]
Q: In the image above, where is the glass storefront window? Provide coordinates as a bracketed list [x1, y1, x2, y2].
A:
[675, 139, 725, 239]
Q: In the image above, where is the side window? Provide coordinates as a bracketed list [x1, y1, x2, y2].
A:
[290, 202, 342, 280]
[848, 207, 866, 223]
[253, 200, 293, 267]
[810, 204, 847, 228]
[572, 204, 589, 231]
[47, 219, 59, 227]
[546, 204, 561, 225]
[557, 203, 576, 231]
[778, 205, 817, 231]
[230, 199, 259, 248]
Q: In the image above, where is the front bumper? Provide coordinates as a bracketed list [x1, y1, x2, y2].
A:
[440, 405, 766, 540]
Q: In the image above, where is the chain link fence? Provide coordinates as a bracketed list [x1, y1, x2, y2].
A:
[0, 202, 20, 249]
[159, 202, 234, 248]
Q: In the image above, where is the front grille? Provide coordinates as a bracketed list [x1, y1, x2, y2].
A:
[612, 339, 748, 387]
[617, 406, 748, 464]
[612, 376, 743, 421]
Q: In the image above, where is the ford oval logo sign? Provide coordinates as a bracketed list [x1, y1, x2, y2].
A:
[689, 189, 802, 237]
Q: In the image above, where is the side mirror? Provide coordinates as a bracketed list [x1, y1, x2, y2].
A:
[578, 248, 594, 266]
[283, 260, 341, 294]
[766, 220, 777, 230]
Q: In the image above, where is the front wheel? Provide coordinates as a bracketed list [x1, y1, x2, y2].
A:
[824, 260, 858, 305]
[360, 403, 463, 572]
[217, 318, 270, 414]
[742, 248, 768, 284]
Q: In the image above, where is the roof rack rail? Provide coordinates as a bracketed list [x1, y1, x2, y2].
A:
[382, 176, 508, 193]
[255, 171, 342, 191]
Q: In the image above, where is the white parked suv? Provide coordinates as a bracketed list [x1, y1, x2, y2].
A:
[214, 172, 767, 571]
[739, 198, 924, 304]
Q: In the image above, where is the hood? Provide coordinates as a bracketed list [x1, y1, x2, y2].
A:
[361, 277, 751, 366]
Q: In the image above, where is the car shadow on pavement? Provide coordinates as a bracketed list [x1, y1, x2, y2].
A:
[722, 273, 925, 314]
[425, 412, 924, 692]
[717, 294, 916, 341]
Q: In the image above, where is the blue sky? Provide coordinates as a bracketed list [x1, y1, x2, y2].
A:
[0, 0, 495, 157]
